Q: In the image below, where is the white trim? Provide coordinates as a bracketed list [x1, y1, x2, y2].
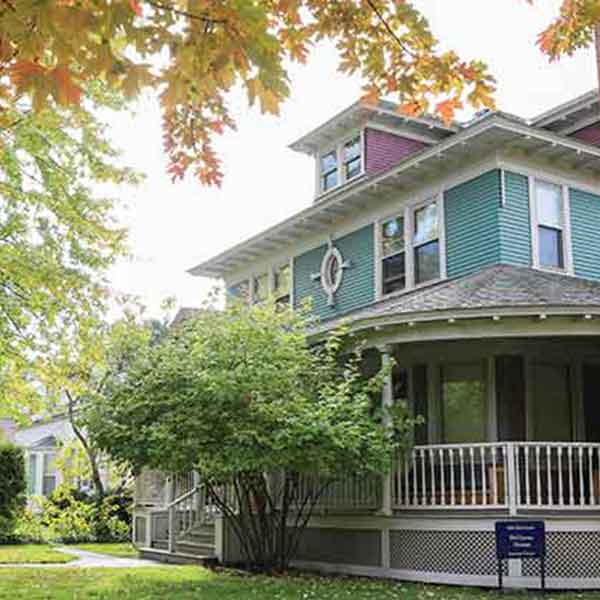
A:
[500, 169, 506, 207]
[529, 177, 573, 275]
[365, 121, 439, 146]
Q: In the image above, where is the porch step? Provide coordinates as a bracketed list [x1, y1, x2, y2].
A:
[139, 547, 217, 566]
[176, 540, 216, 556]
[151, 540, 169, 551]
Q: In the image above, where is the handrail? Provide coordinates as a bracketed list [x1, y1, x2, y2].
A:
[167, 483, 203, 509]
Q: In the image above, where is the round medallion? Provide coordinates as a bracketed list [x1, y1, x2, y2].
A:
[320, 245, 344, 301]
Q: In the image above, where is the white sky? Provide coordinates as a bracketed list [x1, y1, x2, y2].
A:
[106, 0, 596, 317]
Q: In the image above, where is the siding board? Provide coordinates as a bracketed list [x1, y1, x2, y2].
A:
[365, 128, 426, 175]
[445, 170, 502, 278]
[293, 225, 375, 321]
[499, 171, 531, 267]
[570, 188, 600, 281]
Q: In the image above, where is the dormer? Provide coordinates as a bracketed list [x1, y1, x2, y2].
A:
[289, 100, 457, 201]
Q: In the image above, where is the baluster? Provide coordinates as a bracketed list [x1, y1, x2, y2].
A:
[579, 447, 585, 506]
[536, 446, 542, 506]
[430, 448, 436, 506]
[439, 448, 446, 507]
[568, 446, 575, 506]
[546, 446, 552, 506]
[404, 454, 410, 506]
[459, 447, 466, 506]
[412, 449, 418, 506]
[492, 445, 498, 505]
[558, 446, 564, 507]
[420, 448, 427, 506]
[590, 447, 596, 506]
[470, 447, 476, 506]
[481, 446, 487, 506]
[514, 445, 521, 508]
[525, 445, 531, 506]
[449, 448, 456, 506]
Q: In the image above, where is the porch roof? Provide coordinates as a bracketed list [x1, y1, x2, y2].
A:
[315, 264, 600, 333]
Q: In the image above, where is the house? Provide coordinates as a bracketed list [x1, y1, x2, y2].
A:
[134, 89, 600, 588]
[1, 414, 108, 501]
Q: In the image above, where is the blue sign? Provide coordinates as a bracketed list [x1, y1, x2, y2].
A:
[495, 521, 545, 560]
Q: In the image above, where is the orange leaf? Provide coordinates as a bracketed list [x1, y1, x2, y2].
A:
[398, 102, 420, 117]
[128, 0, 142, 16]
[51, 66, 82, 105]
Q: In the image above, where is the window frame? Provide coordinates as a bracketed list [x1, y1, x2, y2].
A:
[316, 130, 365, 196]
[530, 177, 573, 274]
[228, 258, 294, 306]
[376, 194, 446, 300]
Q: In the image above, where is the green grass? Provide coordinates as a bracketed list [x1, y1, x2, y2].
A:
[0, 566, 598, 600]
[70, 543, 139, 559]
[0, 544, 74, 564]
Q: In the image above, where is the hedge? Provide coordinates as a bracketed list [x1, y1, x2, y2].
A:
[0, 443, 26, 543]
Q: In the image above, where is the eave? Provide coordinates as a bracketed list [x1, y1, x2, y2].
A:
[532, 89, 600, 134]
[189, 114, 600, 279]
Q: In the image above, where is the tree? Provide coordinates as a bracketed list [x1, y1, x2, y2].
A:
[37, 309, 168, 501]
[0, 1, 498, 185]
[84, 299, 416, 571]
[0, 86, 140, 411]
[0, 442, 26, 543]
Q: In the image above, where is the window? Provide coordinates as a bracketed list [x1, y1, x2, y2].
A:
[320, 150, 338, 192]
[414, 202, 440, 284]
[27, 453, 38, 495]
[252, 273, 269, 304]
[319, 134, 363, 193]
[441, 363, 486, 443]
[229, 280, 250, 304]
[273, 264, 291, 306]
[380, 216, 406, 294]
[536, 180, 564, 269]
[42, 453, 57, 497]
[343, 136, 361, 181]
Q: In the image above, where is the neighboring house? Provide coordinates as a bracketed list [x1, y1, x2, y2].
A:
[2, 413, 108, 501]
[135, 90, 600, 588]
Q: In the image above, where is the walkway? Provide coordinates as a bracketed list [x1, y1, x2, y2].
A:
[0, 546, 161, 569]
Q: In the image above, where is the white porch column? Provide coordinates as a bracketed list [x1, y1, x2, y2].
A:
[379, 344, 394, 517]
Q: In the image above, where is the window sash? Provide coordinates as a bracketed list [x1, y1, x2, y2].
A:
[536, 180, 563, 229]
[382, 251, 406, 294]
[538, 225, 564, 269]
[414, 239, 440, 284]
[413, 202, 439, 246]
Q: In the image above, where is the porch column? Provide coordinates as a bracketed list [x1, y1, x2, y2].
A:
[379, 344, 394, 517]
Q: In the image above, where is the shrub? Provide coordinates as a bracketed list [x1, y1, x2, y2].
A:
[0, 443, 26, 544]
[16, 485, 132, 544]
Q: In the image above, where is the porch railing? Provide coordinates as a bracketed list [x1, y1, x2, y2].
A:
[392, 442, 600, 513]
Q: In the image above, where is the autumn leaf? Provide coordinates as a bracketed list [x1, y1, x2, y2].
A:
[128, 0, 142, 17]
[51, 66, 83, 106]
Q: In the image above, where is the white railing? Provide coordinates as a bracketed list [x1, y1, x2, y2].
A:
[392, 442, 600, 513]
[296, 473, 381, 512]
[167, 484, 207, 552]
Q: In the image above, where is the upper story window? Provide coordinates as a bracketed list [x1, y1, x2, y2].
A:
[536, 180, 564, 269]
[319, 134, 363, 194]
[379, 198, 442, 297]
[414, 202, 440, 284]
[273, 264, 291, 306]
[380, 216, 406, 295]
[252, 273, 269, 304]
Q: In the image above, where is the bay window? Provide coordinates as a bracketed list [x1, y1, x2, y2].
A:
[536, 180, 564, 269]
[414, 202, 440, 284]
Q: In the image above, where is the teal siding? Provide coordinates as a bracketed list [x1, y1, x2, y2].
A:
[293, 225, 375, 320]
[445, 170, 502, 278]
[571, 188, 600, 281]
[499, 171, 531, 267]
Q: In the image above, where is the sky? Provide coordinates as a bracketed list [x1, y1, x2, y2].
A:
[105, 0, 597, 318]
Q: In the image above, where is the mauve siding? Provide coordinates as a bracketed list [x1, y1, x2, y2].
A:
[365, 128, 425, 175]
[572, 124, 600, 146]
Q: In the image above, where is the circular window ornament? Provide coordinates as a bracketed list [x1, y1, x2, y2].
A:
[310, 239, 351, 307]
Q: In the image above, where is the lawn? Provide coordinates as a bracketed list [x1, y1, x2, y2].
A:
[71, 543, 139, 559]
[0, 544, 74, 564]
[0, 566, 599, 600]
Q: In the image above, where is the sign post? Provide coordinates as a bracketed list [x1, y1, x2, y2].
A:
[495, 521, 546, 591]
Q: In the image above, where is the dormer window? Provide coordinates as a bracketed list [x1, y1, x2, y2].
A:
[321, 151, 338, 192]
[319, 133, 363, 194]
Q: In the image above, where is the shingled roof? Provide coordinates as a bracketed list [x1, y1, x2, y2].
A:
[325, 264, 600, 330]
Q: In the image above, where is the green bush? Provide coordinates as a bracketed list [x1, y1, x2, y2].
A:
[16, 485, 131, 544]
[0, 443, 26, 543]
